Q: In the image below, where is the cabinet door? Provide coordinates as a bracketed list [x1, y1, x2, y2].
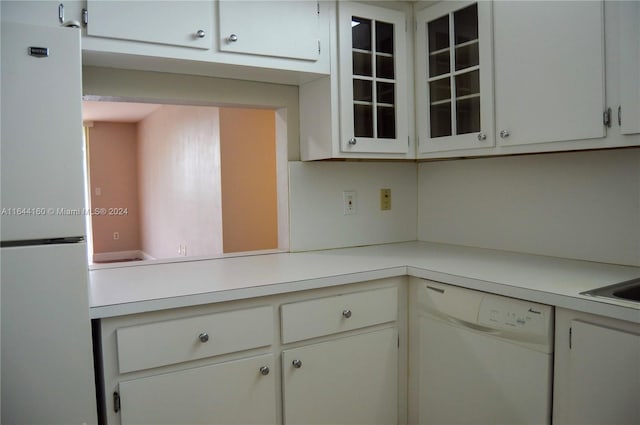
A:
[619, 1, 640, 135]
[218, 1, 320, 61]
[416, 1, 494, 153]
[494, 1, 605, 146]
[567, 320, 640, 425]
[338, 2, 409, 154]
[282, 328, 398, 425]
[86, 0, 212, 49]
[118, 354, 276, 425]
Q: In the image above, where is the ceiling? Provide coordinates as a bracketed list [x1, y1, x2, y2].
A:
[82, 101, 162, 123]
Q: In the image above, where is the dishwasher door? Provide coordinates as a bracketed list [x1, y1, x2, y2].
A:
[417, 280, 553, 425]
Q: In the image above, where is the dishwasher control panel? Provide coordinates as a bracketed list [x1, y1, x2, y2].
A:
[419, 280, 554, 352]
[478, 296, 551, 337]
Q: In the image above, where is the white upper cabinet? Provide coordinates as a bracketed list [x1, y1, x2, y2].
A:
[493, 1, 605, 147]
[300, 1, 413, 160]
[218, 1, 320, 61]
[79, 0, 330, 84]
[86, 0, 213, 49]
[338, 1, 410, 155]
[618, 0, 640, 135]
[416, 1, 494, 154]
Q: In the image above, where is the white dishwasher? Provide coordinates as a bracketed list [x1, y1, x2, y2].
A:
[416, 280, 553, 425]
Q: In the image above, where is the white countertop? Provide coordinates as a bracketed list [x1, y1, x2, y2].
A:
[89, 241, 640, 323]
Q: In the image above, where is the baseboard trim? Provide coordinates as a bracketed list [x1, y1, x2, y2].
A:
[93, 250, 150, 263]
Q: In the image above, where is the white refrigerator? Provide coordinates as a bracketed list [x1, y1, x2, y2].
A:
[1, 21, 98, 424]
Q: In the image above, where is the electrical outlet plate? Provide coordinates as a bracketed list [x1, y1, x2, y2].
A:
[380, 188, 391, 210]
[343, 191, 356, 215]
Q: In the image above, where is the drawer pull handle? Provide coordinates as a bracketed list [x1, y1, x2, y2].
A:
[198, 332, 209, 343]
[260, 366, 270, 376]
[342, 309, 352, 319]
[292, 359, 302, 369]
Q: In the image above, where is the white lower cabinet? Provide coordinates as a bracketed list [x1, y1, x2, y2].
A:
[97, 279, 405, 425]
[282, 328, 398, 425]
[554, 308, 640, 425]
[119, 354, 276, 425]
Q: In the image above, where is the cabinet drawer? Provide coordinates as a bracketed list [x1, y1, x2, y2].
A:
[117, 306, 273, 373]
[281, 287, 397, 343]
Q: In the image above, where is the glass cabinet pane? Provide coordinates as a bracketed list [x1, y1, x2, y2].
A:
[376, 55, 395, 79]
[377, 82, 395, 104]
[429, 78, 451, 103]
[430, 103, 452, 138]
[377, 106, 396, 139]
[349, 15, 398, 141]
[353, 79, 373, 102]
[455, 70, 480, 97]
[352, 17, 372, 50]
[455, 42, 479, 70]
[376, 22, 394, 54]
[456, 97, 480, 134]
[429, 51, 450, 78]
[426, 2, 481, 140]
[354, 104, 374, 137]
[454, 4, 478, 45]
[428, 15, 449, 52]
[353, 52, 372, 76]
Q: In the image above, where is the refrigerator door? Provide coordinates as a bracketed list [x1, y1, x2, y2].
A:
[1, 243, 97, 424]
[1, 22, 85, 242]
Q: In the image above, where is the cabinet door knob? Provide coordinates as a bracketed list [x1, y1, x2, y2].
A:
[348, 137, 357, 145]
[196, 30, 206, 39]
[342, 309, 352, 319]
[499, 129, 510, 139]
[228, 34, 238, 42]
[259, 366, 270, 376]
[477, 132, 487, 141]
[292, 359, 302, 368]
[198, 332, 209, 343]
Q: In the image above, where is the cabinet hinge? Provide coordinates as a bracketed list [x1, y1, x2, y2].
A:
[569, 327, 572, 350]
[603, 107, 612, 128]
[82, 8, 88, 26]
[113, 391, 121, 413]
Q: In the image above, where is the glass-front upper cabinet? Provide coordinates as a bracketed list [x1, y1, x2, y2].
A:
[338, 2, 409, 155]
[416, 1, 494, 154]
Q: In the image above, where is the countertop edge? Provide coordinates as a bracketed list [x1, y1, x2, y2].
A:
[89, 253, 640, 324]
[89, 266, 408, 319]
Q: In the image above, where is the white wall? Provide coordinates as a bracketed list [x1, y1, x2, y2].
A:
[289, 161, 417, 251]
[418, 148, 640, 266]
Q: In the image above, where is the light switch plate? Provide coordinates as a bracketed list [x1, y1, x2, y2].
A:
[380, 188, 391, 210]
[343, 191, 356, 215]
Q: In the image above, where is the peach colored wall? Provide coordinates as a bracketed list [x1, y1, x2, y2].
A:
[137, 105, 222, 259]
[88, 122, 141, 253]
[220, 108, 278, 253]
